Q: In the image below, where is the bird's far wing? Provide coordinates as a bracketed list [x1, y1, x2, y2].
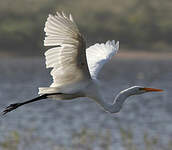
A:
[86, 40, 119, 79]
[43, 12, 91, 92]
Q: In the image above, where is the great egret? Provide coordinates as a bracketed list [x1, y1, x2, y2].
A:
[2, 12, 163, 115]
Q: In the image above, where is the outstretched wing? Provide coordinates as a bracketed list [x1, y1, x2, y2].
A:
[42, 12, 91, 93]
[86, 40, 119, 79]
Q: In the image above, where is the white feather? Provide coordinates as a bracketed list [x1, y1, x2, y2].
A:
[86, 40, 119, 79]
[39, 12, 91, 94]
[39, 11, 119, 95]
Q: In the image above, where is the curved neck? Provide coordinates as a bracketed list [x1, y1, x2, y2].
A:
[96, 88, 135, 113]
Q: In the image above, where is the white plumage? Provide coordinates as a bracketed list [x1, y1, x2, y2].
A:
[86, 40, 119, 79]
[39, 12, 119, 94]
[2, 11, 163, 115]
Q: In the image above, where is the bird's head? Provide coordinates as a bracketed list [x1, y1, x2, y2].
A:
[128, 86, 163, 95]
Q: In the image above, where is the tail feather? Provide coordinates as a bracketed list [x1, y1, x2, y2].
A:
[38, 87, 60, 95]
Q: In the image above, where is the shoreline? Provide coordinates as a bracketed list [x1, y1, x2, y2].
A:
[115, 51, 172, 60]
[0, 50, 172, 60]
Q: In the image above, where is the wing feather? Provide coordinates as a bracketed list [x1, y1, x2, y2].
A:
[86, 40, 119, 79]
[39, 12, 91, 94]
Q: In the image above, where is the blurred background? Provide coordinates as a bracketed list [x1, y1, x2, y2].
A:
[0, 0, 172, 150]
[0, 0, 172, 56]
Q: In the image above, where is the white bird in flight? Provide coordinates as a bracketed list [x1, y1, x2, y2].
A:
[2, 12, 163, 115]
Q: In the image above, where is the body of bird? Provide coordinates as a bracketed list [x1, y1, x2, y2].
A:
[2, 12, 163, 115]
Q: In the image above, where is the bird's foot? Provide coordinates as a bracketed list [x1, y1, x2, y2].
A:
[2, 103, 21, 115]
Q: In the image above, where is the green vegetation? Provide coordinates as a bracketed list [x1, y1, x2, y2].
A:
[0, 0, 171, 55]
[0, 131, 19, 150]
[1, 128, 172, 150]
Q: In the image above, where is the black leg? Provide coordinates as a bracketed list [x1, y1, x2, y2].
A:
[2, 93, 63, 115]
[2, 94, 48, 115]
